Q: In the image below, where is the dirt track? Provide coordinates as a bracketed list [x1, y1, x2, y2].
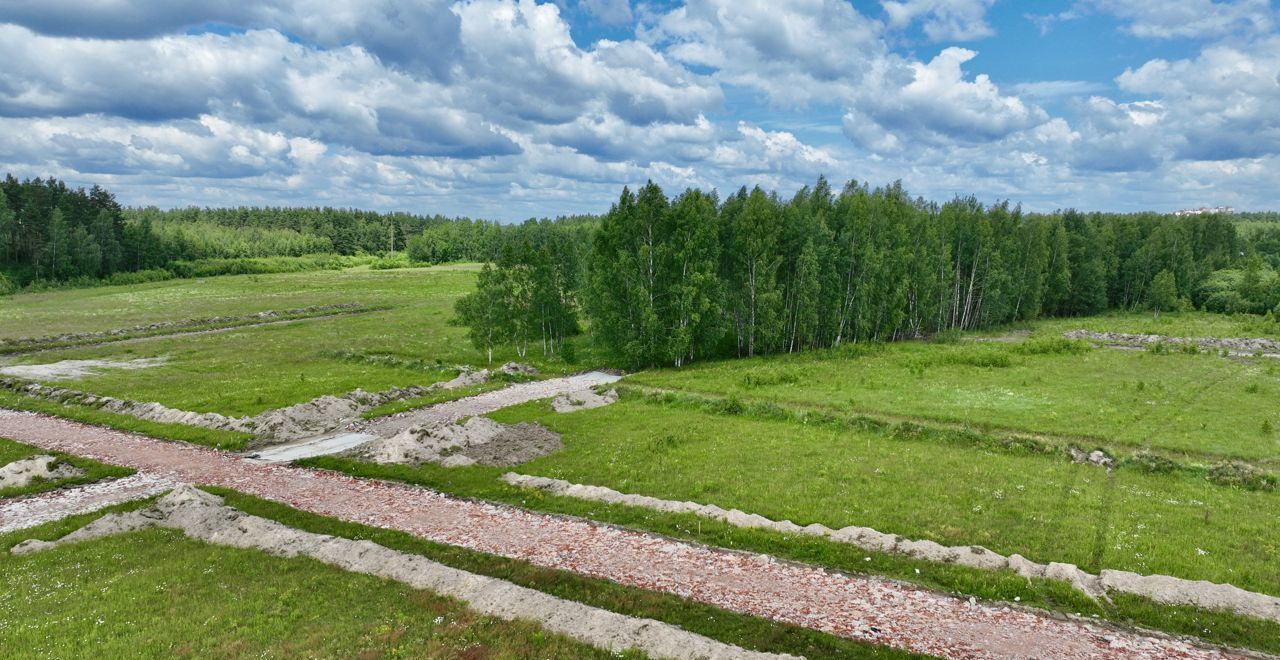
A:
[0, 409, 1247, 659]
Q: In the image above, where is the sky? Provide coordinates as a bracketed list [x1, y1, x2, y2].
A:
[0, 0, 1278, 220]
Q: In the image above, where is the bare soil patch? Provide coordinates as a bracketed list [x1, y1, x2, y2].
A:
[0, 455, 84, 489]
[0, 357, 168, 381]
[359, 417, 562, 467]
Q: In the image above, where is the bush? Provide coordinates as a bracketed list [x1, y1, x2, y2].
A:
[927, 329, 963, 344]
[1013, 337, 1093, 355]
[1124, 451, 1182, 475]
[1207, 461, 1276, 491]
[105, 269, 174, 286]
[369, 253, 413, 270]
[559, 340, 578, 365]
[0, 272, 15, 296]
[740, 368, 800, 389]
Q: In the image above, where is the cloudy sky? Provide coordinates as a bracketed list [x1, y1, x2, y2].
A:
[1, 1, 1278, 219]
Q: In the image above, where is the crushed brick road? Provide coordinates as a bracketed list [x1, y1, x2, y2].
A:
[0, 409, 1247, 659]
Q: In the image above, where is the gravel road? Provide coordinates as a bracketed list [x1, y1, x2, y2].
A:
[0, 408, 1246, 659]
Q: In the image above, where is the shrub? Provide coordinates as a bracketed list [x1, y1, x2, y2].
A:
[1125, 451, 1182, 475]
[106, 269, 174, 286]
[740, 368, 800, 389]
[559, 340, 578, 365]
[928, 329, 963, 344]
[1207, 461, 1276, 491]
[0, 272, 16, 296]
[1013, 337, 1093, 356]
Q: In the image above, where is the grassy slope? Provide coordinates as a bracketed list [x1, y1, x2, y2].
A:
[0, 527, 628, 659]
[625, 339, 1280, 463]
[488, 398, 1280, 596]
[0, 437, 134, 498]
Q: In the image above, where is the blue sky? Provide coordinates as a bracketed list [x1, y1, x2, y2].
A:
[0, 1, 1277, 219]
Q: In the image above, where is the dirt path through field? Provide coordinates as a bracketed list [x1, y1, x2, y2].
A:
[0, 409, 1246, 659]
[361, 371, 622, 436]
[0, 472, 178, 532]
[246, 371, 621, 463]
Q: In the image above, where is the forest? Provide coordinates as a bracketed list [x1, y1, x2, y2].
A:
[0, 175, 511, 290]
[462, 179, 1272, 367]
[4, 174, 1278, 368]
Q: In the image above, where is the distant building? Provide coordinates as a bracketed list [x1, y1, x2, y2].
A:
[1174, 206, 1235, 217]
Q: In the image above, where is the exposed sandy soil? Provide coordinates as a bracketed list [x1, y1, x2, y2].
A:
[0, 357, 168, 381]
[363, 371, 622, 438]
[1065, 330, 1280, 357]
[552, 388, 619, 413]
[0, 455, 84, 489]
[0, 473, 177, 532]
[359, 417, 562, 467]
[0, 409, 1247, 660]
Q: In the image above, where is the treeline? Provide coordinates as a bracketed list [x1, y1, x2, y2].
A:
[0, 175, 533, 291]
[463, 178, 1253, 368]
[0, 176, 133, 291]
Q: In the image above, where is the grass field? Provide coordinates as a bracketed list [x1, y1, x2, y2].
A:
[0, 437, 134, 498]
[0, 264, 599, 416]
[0, 264, 479, 340]
[484, 398, 1280, 595]
[0, 526, 626, 658]
[7, 269, 1280, 653]
[624, 334, 1280, 464]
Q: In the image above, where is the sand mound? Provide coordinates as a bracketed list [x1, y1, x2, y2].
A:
[361, 417, 562, 467]
[499, 362, 539, 377]
[0, 455, 84, 489]
[0, 357, 167, 381]
[552, 388, 618, 413]
[11, 486, 788, 660]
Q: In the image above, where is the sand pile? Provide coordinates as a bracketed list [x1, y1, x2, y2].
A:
[360, 417, 562, 467]
[552, 388, 618, 413]
[0, 455, 83, 489]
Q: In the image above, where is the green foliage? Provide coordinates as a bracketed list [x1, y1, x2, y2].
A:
[1148, 269, 1180, 316]
[582, 179, 1244, 366]
[456, 220, 582, 362]
[1123, 451, 1183, 475]
[1012, 337, 1093, 355]
[1207, 461, 1277, 491]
